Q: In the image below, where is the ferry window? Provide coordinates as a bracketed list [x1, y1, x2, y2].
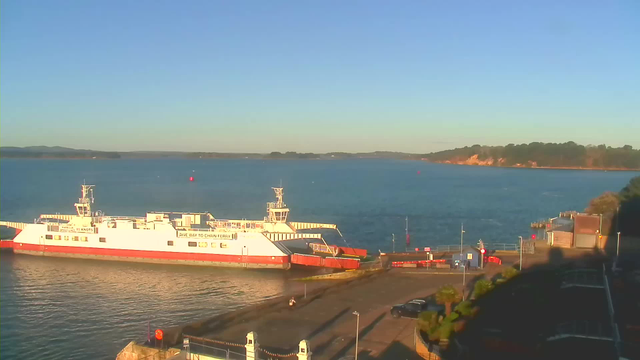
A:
[81, 236, 88, 242]
[211, 242, 217, 248]
[198, 242, 207, 248]
[73, 236, 79, 241]
[188, 241, 197, 247]
[220, 243, 228, 248]
[45, 235, 53, 240]
[64, 236, 69, 241]
[99, 237, 106, 243]
[54, 235, 61, 240]
[167, 241, 174, 246]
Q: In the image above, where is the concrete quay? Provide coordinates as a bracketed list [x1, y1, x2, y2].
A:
[191, 270, 461, 360]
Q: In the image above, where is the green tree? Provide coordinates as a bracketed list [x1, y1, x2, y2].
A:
[473, 279, 495, 298]
[435, 285, 462, 316]
[585, 191, 620, 215]
[619, 176, 640, 202]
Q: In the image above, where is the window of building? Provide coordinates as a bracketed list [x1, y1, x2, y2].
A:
[167, 241, 174, 246]
[188, 241, 197, 247]
[73, 236, 79, 241]
[45, 235, 53, 240]
[99, 237, 106, 243]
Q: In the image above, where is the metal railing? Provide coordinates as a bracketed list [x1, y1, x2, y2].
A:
[603, 264, 622, 358]
[186, 337, 246, 360]
[190, 343, 245, 359]
[432, 243, 533, 253]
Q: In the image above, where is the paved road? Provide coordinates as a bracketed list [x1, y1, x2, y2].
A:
[200, 271, 461, 359]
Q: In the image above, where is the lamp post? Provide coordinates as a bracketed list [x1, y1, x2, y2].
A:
[352, 311, 360, 360]
[392, 233, 395, 253]
[617, 232, 621, 257]
[462, 263, 466, 300]
[460, 223, 465, 255]
[519, 236, 523, 271]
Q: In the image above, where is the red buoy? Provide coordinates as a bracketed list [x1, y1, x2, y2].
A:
[417, 171, 421, 175]
[189, 176, 194, 182]
[155, 329, 164, 341]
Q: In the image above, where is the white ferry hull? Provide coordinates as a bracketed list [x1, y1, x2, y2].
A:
[1, 185, 364, 271]
[12, 223, 291, 270]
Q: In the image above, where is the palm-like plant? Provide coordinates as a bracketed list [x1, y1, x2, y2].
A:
[435, 285, 462, 316]
[473, 279, 495, 298]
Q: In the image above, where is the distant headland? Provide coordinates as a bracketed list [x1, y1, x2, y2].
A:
[2, 142, 639, 170]
[422, 142, 640, 170]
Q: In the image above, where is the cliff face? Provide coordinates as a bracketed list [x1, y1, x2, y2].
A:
[436, 155, 540, 167]
[438, 154, 502, 166]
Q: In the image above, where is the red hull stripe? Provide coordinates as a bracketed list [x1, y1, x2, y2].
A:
[0, 240, 14, 248]
[14, 243, 289, 265]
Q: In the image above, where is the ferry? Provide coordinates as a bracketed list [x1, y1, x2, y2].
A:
[0, 185, 366, 270]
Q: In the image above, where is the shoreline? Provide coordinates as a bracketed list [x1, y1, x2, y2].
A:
[425, 161, 640, 172]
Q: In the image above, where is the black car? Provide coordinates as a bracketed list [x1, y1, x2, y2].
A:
[390, 298, 446, 319]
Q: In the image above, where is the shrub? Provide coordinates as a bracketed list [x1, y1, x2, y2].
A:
[454, 300, 474, 316]
[417, 311, 438, 333]
[502, 267, 520, 281]
[473, 279, 495, 298]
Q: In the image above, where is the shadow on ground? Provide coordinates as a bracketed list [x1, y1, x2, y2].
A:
[450, 248, 619, 360]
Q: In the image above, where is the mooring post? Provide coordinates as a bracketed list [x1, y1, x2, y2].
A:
[298, 339, 312, 360]
[245, 331, 258, 360]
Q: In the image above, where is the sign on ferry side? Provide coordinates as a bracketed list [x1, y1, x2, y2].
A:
[177, 232, 236, 240]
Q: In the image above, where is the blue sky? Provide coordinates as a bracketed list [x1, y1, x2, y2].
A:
[1, 0, 639, 153]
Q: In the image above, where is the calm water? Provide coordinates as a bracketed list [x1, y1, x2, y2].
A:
[1, 159, 637, 359]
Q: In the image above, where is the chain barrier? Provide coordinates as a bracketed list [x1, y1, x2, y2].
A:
[258, 347, 298, 358]
[184, 334, 298, 358]
[184, 334, 245, 348]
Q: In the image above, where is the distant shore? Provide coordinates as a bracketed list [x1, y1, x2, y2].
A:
[426, 160, 640, 172]
[2, 154, 639, 171]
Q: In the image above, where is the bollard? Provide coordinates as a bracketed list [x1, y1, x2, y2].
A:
[245, 331, 258, 360]
[183, 337, 190, 360]
[298, 339, 312, 360]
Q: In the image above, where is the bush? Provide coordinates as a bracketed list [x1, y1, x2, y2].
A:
[454, 300, 474, 316]
[429, 320, 454, 341]
[502, 267, 520, 280]
[473, 279, 495, 298]
[417, 311, 438, 333]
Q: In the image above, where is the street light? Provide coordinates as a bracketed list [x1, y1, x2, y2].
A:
[617, 232, 621, 257]
[352, 311, 360, 360]
[392, 233, 395, 253]
[462, 263, 466, 300]
[518, 236, 523, 271]
[460, 223, 465, 255]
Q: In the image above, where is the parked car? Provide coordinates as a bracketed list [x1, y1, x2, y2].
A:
[390, 298, 444, 319]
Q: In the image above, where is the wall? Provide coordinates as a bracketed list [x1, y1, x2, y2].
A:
[414, 329, 442, 360]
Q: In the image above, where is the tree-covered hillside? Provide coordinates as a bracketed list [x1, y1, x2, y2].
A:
[424, 142, 640, 169]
